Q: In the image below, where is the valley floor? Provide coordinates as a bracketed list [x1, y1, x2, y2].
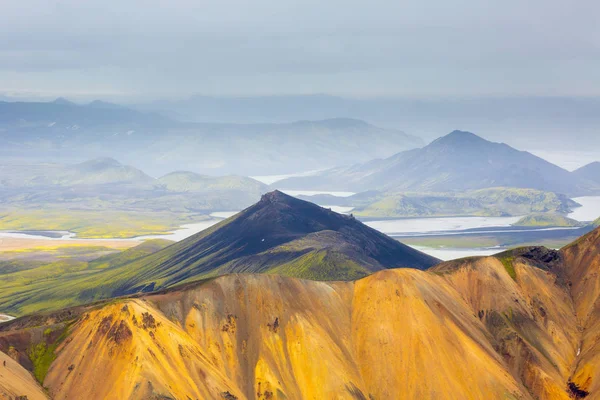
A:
[0, 237, 139, 251]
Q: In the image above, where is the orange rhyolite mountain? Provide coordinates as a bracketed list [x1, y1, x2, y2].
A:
[2, 227, 600, 399]
[0, 349, 47, 399]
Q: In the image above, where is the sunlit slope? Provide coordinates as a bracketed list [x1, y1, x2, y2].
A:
[44, 300, 243, 400]
[559, 227, 600, 397]
[351, 269, 526, 399]
[0, 349, 48, 399]
[432, 251, 578, 399]
[2, 271, 527, 399]
[0, 239, 173, 317]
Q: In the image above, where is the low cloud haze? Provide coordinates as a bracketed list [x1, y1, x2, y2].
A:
[1, 0, 599, 99]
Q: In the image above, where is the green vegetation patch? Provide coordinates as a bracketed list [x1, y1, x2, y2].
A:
[354, 187, 578, 218]
[0, 240, 172, 317]
[513, 214, 582, 228]
[28, 326, 70, 384]
[498, 256, 516, 281]
[88, 239, 172, 269]
[399, 236, 499, 249]
[268, 250, 371, 281]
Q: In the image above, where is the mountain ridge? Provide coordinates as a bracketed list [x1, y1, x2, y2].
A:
[573, 161, 600, 185]
[275, 130, 598, 196]
[102, 190, 439, 292]
[0, 100, 423, 176]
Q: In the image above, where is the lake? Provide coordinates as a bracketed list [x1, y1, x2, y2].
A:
[569, 196, 600, 222]
[364, 215, 522, 236]
[134, 220, 223, 241]
[408, 245, 503, 261]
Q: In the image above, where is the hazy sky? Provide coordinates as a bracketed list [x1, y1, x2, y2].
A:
[1, 0, 599, 99]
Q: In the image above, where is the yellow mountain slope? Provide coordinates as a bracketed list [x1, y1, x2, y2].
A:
[560, 228, 600, 397]
[0, 271, 532, 399]
[0, 349, 48, 400]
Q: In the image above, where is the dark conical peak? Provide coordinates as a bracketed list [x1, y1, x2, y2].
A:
[259, 190, 296, 204]
[252, 190, 346, 224]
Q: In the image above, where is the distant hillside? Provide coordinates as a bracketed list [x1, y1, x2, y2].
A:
[0, 159, 269, 238]
[0, 158, 266, 196]
[0, 191, 438, 316]
[0, 99, 170, 128]
[276, 130, 598, 196]
[158, 171, 266, 194]
[0, 157, 153, 188]
[573, 161, 600, 184]
[156, 171, 269, 210]
[59, 157, 155, 186]
[513, 214, 582, 227]
[0, 100, 423, 176]
[136, 94, 600, 151]
[351, 188, 580, 218]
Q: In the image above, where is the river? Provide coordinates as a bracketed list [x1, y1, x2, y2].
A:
[363, 215, 522, 236]
[1, 195, 599, 262]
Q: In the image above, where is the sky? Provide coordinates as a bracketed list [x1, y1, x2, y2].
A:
[1, 0, 599, 100]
